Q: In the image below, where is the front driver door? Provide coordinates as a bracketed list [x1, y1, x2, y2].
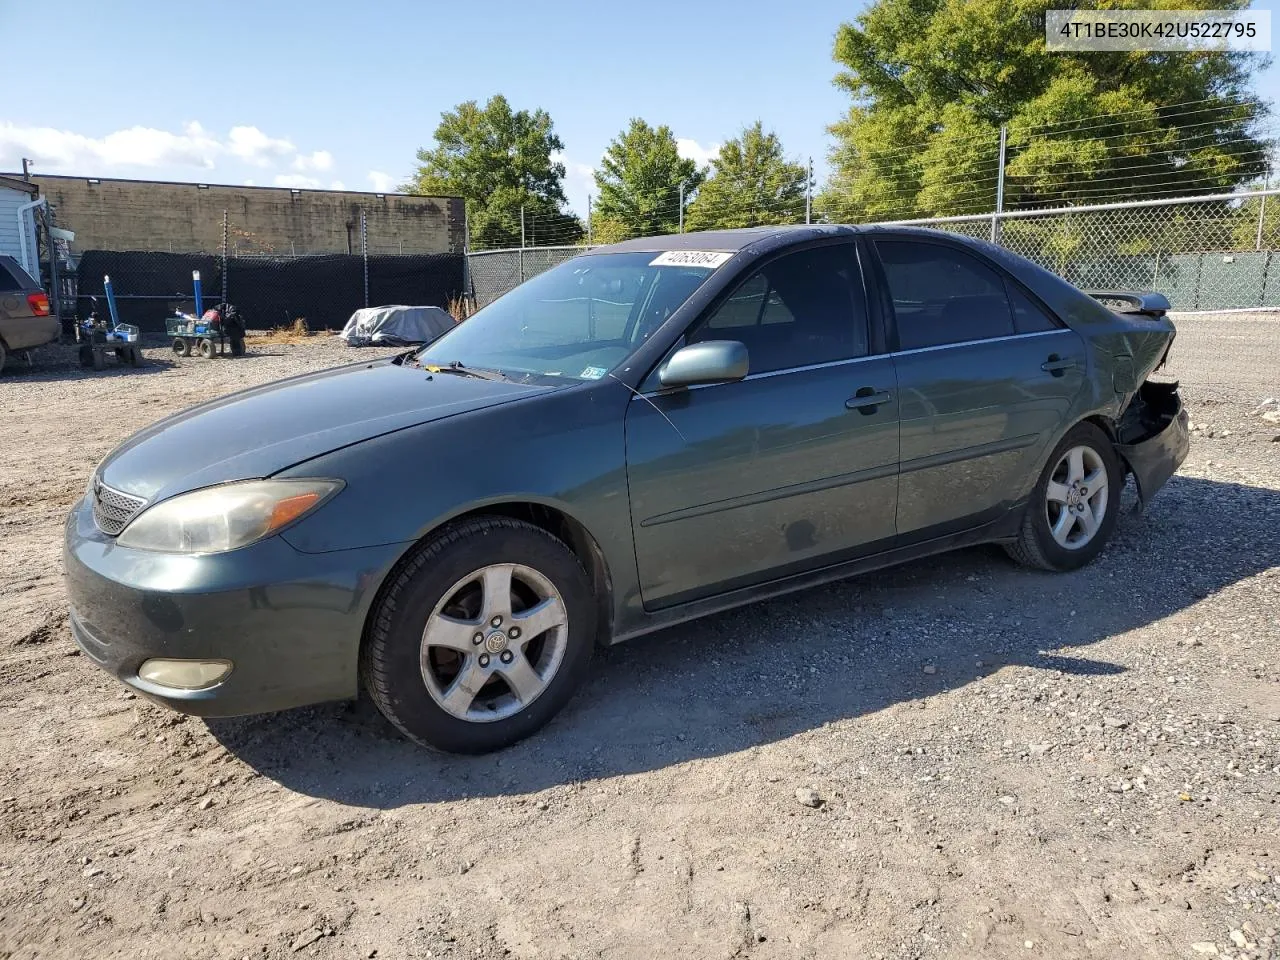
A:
[625, 241, 900, 610]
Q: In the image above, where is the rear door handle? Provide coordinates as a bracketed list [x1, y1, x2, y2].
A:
[1041, 354, 1076, 376]
[846, 388, 892, 412]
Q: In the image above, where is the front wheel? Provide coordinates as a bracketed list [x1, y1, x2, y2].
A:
[362, 517, 596, 753]
[1006, 422, 1122, 572]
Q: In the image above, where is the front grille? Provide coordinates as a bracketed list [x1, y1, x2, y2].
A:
[92, 479, 147, 536]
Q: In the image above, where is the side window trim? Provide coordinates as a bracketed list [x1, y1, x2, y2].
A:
[1001, 275, 1066, 331]
[642, 238, 869, 388]
[871, 233, 1067, 345]
[872, 234, 1025, 351]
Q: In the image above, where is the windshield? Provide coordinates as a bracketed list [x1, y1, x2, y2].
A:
[416, 251, 719, 382]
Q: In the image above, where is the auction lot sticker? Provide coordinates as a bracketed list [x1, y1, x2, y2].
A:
[1046, 9, 1271, 52]
[649, 251, 734, 268]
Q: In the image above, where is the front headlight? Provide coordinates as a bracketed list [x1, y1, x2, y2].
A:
[115, 479, 342, 554]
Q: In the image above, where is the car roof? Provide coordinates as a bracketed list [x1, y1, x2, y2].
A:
[595, 224, 865, 254]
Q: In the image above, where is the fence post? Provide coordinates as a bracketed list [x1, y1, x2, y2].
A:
[806, 156, 813, 225]
[991, 125, 1007, 244]
[678, 182, 685, 233]
[519, 207, 526, 283]
[586, 194, 593, 246]
[220, 210, 229, 307]
[1256, 172, 1270, 251]
[360, 211, 369, 308]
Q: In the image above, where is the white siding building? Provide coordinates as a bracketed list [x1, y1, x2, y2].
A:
[0, 175, 42, 283]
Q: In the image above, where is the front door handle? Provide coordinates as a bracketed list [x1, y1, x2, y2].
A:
[846, 388, 892, 413]
[1041, 354, 1076, 376]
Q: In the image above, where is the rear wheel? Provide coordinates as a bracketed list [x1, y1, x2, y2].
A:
[0, 339, 6, 374]
[197, 338, 215, 359]
[1006, 422, 1122, 572]
[362, 517, 596, 753]
[173, 338, 190, 357]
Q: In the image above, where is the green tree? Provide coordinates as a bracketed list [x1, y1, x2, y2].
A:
[685, 123, 809, 231]
[593, 119, 704, 238]
[821, 0, 1269, 222]
[405, 94, 582, 249]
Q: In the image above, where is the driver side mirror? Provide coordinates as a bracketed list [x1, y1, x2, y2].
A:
[658, 340, 749, 388]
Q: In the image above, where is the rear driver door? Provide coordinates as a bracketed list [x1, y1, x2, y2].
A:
[871, 237, 1087, 537]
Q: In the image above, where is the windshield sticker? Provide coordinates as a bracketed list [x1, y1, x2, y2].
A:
[649, 250, 733, 269]
[579, 366, 608, 380]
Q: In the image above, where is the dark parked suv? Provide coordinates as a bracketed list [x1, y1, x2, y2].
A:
[0, 255, 56, 373]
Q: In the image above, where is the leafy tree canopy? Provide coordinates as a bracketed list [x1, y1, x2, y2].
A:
[405, 94, 582, 248]
[822, 0, 1269, 221]
[593, 119, 704, 238]
[685, 123, 810, 231]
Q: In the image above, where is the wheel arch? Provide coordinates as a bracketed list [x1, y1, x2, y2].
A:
[361, 500, 615, 655]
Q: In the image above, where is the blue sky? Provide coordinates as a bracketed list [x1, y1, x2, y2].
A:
[4, 0, 1280, 216]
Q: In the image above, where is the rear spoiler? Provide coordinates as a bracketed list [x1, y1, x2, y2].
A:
[1084, 290, 1171, 318]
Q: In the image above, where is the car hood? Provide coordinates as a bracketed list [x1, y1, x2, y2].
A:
[99, 359, 553, 502]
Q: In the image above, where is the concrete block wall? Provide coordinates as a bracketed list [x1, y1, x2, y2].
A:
[16, 175, 464, 256]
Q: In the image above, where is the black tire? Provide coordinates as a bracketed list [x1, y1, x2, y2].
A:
[362, 517, 597, 753]
[0, 339, 6, 375]
[79, 344, 94, 368]
[173, 338, 190, 357]
[1005, 421, 1123, 572]
[197, 338, 215, 359]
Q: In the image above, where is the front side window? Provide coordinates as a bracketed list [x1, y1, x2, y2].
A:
[417, 252, 717, 383]
[875, 240, 1016, 350]
[687, 244, 867, 375]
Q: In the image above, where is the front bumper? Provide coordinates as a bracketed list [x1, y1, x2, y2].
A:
[64, 495, 407, 717]
[1116, 382, 1190, 508]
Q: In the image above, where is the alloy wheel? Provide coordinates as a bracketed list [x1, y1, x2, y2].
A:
[1044, 444, 1110, 550]
[420, 563, 569, 722]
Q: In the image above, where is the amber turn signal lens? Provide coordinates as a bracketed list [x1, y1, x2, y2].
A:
[268, 492, 323, 530]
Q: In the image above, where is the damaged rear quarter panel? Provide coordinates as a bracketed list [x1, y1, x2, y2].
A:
[1115, 380, 1190, 508]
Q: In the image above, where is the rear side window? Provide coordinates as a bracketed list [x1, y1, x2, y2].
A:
[1008, 284, 1060, 334]
[0, 258, 38, 292]
[688, 244, 868, 374]
[875, 240, 1015, 350]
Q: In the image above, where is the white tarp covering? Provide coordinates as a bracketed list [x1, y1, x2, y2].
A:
[340, 305, 455, 347]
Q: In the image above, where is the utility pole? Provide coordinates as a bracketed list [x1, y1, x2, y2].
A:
[519, 206, 526, 282]
[586, 194, 593, 246]
[360, 211, 368, 307]
[1257, 167, 1271, 251]
[992, 125, 1007, 244]
[21, 158, 31, 181]
[678, 182, 685, 233]
[220, 210, 229, 306]
[805, 156, 813, 225]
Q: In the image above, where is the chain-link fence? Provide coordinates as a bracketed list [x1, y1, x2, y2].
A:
[463, 190, 1280, 392]
[34, 184, 468, 333]
[884, 189, 1280, 312]
[74, 250, 465, 333]
[467, 246, 586, 306]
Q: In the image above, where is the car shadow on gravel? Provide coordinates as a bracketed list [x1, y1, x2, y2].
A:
[207, 474, 1280, 807]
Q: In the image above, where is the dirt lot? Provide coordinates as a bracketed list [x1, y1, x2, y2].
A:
[1, 322, 1277, 960]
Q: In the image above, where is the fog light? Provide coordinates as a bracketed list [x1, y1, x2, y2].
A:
[137, 658, 232, 690]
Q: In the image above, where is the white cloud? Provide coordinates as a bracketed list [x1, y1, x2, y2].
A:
[293, 149, 334, 172]
[552, 150, 597, 216]
[329, 180, 346, 191]
[0, 120, 221, 171]
[367, 170, 398, 193]
[677, 137, 720, 168]
[272, 173, 321, 189]
[243, 178, 257, 186]
[0, 120, 321, 180]
[226, 126, 295, 166]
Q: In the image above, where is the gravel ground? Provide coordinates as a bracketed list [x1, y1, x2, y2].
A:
[0, 324, 1276, 960]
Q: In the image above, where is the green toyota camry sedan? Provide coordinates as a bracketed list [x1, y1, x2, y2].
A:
[65, 225, 1188, 753]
